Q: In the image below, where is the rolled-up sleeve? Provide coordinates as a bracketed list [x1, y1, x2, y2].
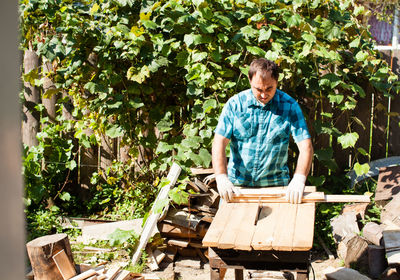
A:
[215, 100, 234, 139]
[289, 102, 311, 143]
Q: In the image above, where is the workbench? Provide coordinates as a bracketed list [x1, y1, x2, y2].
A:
[202, 190, 316, 280]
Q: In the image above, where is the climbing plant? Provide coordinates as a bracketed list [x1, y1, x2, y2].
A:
[20, 0, 400, 238]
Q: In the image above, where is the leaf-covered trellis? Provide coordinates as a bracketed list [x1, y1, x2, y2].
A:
[20, 0, 399, 238]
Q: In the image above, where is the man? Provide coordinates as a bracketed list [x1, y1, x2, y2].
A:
[212, 58, 313, 204]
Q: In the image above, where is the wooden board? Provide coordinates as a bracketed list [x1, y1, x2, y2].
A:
[131, 163, 181, 265]
[292, 203, 316, 251]
[52, 249, 77, 280]
[231, 192, 324, 203]
[251, 204, 280, 250]
[230, 193, 370, 203]
[383, 230, 400, 264]
[272, 203, 298, 251]
[205, 202, 316, 251]
[234, 203, 259, 250]
[218, 203, 246, 249]
[202, 203, 234, 247]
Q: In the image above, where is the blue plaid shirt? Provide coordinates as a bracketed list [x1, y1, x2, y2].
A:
[215, 89, 310, 187]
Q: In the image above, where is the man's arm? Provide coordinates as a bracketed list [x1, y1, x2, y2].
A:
[212, 134, 236, 201]
[212, 134, 230, 175]
[294, 138, 313, 176]
[286, 138, 313, 204]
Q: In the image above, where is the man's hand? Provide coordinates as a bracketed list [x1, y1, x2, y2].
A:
[215, 174, 237, 201]
[286, 174, 306, 204]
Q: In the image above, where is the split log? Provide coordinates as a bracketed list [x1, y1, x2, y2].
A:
[368, 245, 387, 278]
[363, 222, 383, 246]
[337, 234, 369, 271]
[331, 212, 360, 243]
[26, 233, 74, 280]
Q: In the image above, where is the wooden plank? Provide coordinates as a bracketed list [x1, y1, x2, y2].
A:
[230, 193, 370, 203]
[383, 230, 400, 265]
[202, 203, 235, 247]
[131, 163, 181, 265]
[105, 266, 121, 280]
[324, 195, 370, 203]
[69, 269, 97, 280]
[234, 203, 259, 250]
[167, 239, 189, 248]
[251, 204, 280, 250]
[194, 178, 209, 192]
[272, 203, 298, 251]
[218, 204, 246, 249]
[231, 192, 324, 203]
[114, 270, 131, 280]
[52, 249, 77, 280]
[236, 186, 316, 194]
[292, 203, 315, 251]
[190, 167, 214, 175]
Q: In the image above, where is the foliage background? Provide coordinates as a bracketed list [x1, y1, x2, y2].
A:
[20, 0, 399, 242]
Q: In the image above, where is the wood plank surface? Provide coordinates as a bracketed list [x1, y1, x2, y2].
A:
[202, 202, 234, 247]
[251, 204, 280, 250]
[272, 203, 298, 251]
[234, 203, 259, 250]
[292, 203, 315, 251]
[218, 203, 246, 249]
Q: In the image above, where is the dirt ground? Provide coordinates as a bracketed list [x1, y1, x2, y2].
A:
[148, 250, 343, 280]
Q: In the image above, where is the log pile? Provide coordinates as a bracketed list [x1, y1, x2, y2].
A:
[155, 168, 218, 269]
[329, 165, 400, 279]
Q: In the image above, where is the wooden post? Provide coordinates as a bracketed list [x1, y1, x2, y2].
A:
[26, 233, 75, 280]
[22, 49, 40, 147]
[61, 90, 74, 121]
[42, 60, 57, 122]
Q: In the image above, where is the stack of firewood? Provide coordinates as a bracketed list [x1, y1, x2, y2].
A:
[327, 165, 400, 280]
[156, 168, 218, 266]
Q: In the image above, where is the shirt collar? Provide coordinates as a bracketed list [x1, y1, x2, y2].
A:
[247, 89, 280, 109]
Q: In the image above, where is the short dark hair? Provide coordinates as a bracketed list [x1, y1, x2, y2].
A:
[248, 58, 279, 81]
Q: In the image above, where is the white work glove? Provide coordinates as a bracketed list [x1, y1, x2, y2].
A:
[215, 174, 237, 202]
[286, 174, 306, 204]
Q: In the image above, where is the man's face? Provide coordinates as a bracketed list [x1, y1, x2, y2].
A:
[249, 71, 278, 105]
